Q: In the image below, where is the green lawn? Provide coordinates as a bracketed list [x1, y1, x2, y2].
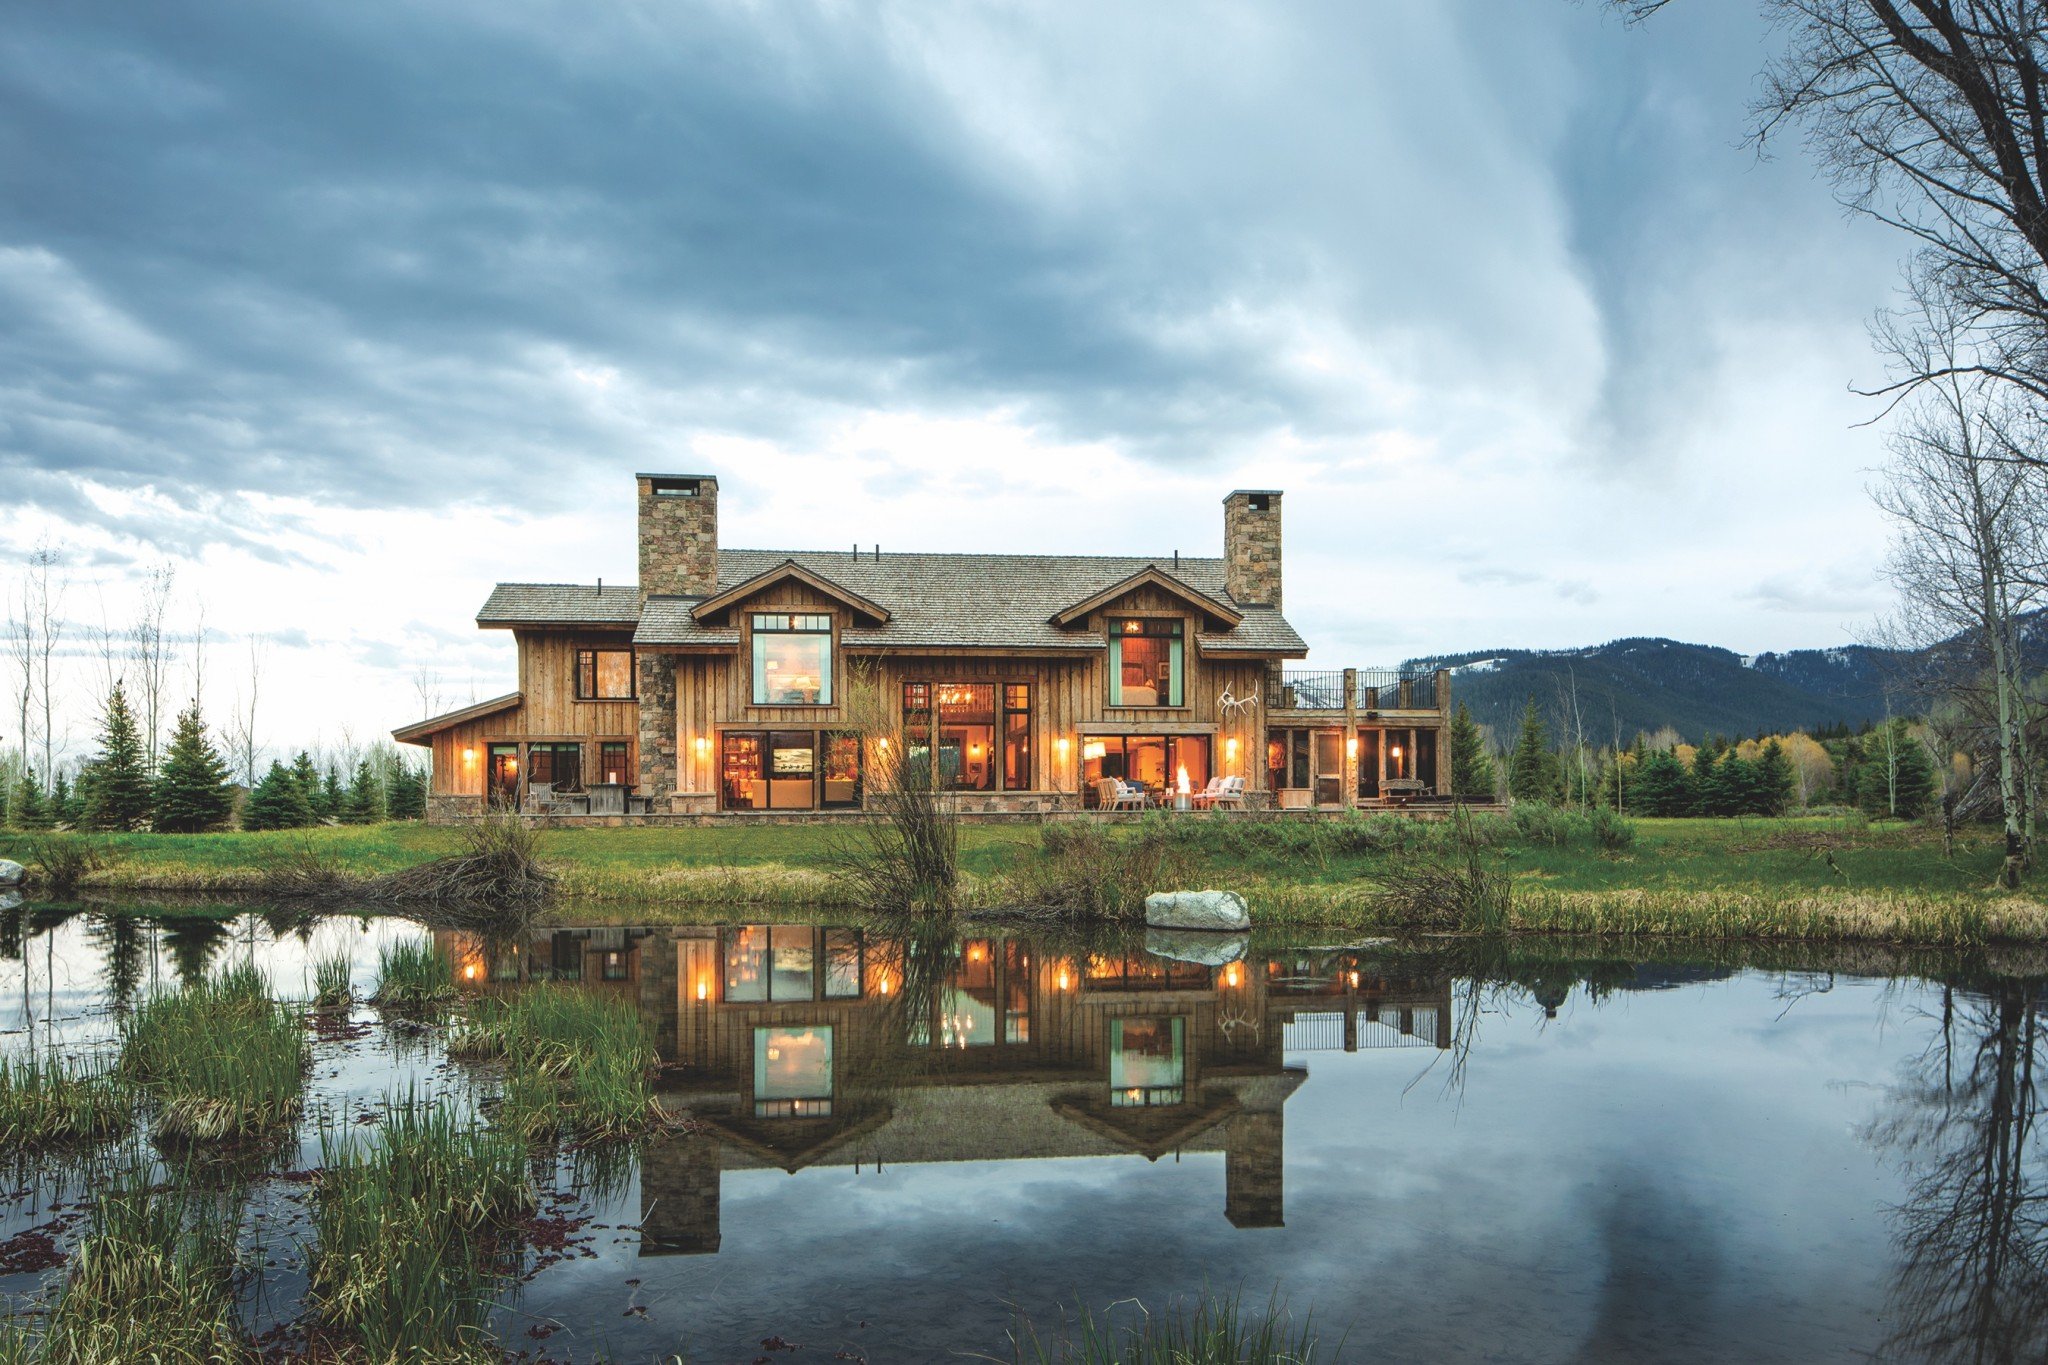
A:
[3, 813, 2039, 943]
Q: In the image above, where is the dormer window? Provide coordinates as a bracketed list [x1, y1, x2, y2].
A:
[1109, 618, 1184, 707]
[752, 613, 833, 705]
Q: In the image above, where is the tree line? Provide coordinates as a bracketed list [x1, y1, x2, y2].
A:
[1446, 697, 1947, 820]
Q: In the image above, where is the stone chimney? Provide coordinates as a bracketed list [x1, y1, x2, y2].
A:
[636, 474, 719, 602]
[1223, 489, 1282, 610]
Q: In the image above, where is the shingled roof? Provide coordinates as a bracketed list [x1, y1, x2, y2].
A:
[479, 549, 1306, 655]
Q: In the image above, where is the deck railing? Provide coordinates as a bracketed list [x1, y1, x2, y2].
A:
[1275, 667, 1446, 713]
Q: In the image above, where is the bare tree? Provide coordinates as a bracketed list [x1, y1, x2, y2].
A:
[1615, 1, 2048, 423]
[130, 563, 176, 777]
[224, 633, 265, 788]
[414, 667, 445, 722]
[5, 540, 68, 797]
[1875, 319, 2046, 884]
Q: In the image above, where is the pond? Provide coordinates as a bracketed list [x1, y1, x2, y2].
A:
[3, 900, 2046, 1363]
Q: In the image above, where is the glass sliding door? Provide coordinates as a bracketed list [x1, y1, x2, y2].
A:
[487, 744, 520, 810]
[1313, 730, 1345, 806]
[935, 683, 995, 791]
[767, 731, 817, 809]
[721, 733, 765, 810]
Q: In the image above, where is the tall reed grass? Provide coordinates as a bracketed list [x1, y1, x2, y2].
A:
[120, 963, 308, 1143]
[32, 1161, 247, 1364]
[370, 938, 455, 1011]
[0, 1055, 129, 1150]
[450, 986, 658, 1142]
[307, 1099, 529, 1363]
[310, 952, 353, 1010]
[1008, 1290, 1323, 1364]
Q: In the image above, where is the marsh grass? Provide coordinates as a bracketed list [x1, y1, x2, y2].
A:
[1006, 1290, 1323, 1365]
[0, 1055, 129, 1150]
[1366, 806, 1513, 934]
[976, 822, 1200, 920]
[310, 952, 353, 1010]
[20, 833, 109, 896]
[121, 964, 308, 1144]
[370, 939, 455, 1011]
[308, 1099, 529, 1363]
[31, 1161, 247, 1364]
[451, 986, 658, 1142]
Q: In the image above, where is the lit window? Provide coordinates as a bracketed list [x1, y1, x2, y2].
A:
[752, 614, 833, 705]
[576, 649, 636, 700]
[1108, 619, 1183, 707]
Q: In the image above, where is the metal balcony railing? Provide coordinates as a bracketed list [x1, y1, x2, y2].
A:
[1275, 667, 1445, 712]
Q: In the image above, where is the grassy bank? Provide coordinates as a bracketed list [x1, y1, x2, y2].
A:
[5, 813, 2044, 943]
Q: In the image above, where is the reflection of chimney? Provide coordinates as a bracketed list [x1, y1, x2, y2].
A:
[639, 1132, 722, 1255]
[1225, 1108, 1285, 1228]
[1222, 490, 1282, 610]
[636, 473, 720, 605]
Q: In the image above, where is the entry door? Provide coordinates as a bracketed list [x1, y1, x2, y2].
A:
[1313, 730, 1345, 807]
[487, 744, 521, 810]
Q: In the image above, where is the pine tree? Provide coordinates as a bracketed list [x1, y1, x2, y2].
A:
[1756, 739, 1797, 816]
[1858, 721, 1938, 820]
[1629, 750, 1694, 817]
[1447, 703, 1497, 800]
[287, 752, 321, 813]
[318, 764, 345, 821]
[242, 760, 315, 831]
[385, 756, 427, 821]
[343, 759, 384, 824]
[81, 683, 154, 831]
[1507, 697, 1558, 804]
[10, 768, 53, 831]
[49, 770, 80, 826]
[153, 703, 237, 833]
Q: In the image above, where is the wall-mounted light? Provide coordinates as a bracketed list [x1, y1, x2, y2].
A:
[462, 746, 476, 764]
[1346, 736, 1358, 759]
[1223, 963, 1242, 989]
[1055, 967, 1073, 991]
[1056, 736, 1071, 757]
[1225, 737, 1239, 761]
[695, 978, 709, 1001]
[1348, 970, 1361, 989]
[1390, 744, 1404, 763]
[878, 737, 891, 752]
[694, 735, 710, 758]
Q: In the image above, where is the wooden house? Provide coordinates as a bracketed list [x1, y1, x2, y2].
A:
[394, 473, 1453, 818]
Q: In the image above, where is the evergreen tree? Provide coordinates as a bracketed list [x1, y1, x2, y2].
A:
[1506, 697, 1558, 804]
[10, 769, 53, 831]
[152, 704, 237, 833]
[1447, 703, 1497, 800]
[1756, 739, 1797, 816]
[385, 756, 428, 821]
[287, 751, 321, 813]
[343, 759, 384, 824]
[1629, 750, 1694, 817]
[48, 770, 78, 826]
[242, 760, 315, 831]
[1704, 756, 1763, 816]
[318, 764, 345, 821]
[80, 683, 154, 831]
[1689, 745, 1723, 814]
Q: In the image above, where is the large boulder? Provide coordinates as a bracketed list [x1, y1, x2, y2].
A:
[1143, 889, 1250, 932]
[0, 859, 24, 889]
[1145, 928, 1249, 967]
[0, 891, 18, 914]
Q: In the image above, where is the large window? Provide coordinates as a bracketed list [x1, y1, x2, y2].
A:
[1109, 618, 1184, 707]
[752, 613, 833, 705]
[576, 648, 635, 700]
[899, 681, 1033, 792]
[1109, 1017, 1186, 1107]
[754, 1026, 833, 1118]
[527, 742, 582, 791]
[598, 741, 632, 785]
[720, 729, 861, 810]
[1082, 735, 1210, 806]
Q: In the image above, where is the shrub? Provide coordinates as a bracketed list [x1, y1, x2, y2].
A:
[1367, 808, 1512, 933]
[1511, 802, 1575, 848]
[21, 832, 108, 894]
[1588, 806, 1637, 852]
[994, 821, 1199, 919]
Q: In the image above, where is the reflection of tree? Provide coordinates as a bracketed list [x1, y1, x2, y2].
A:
[1871, 984, 2048, 1364]
[86, 912, 145, 1014]
[160, 915, 231, 985]
[0, 901, 21, 960]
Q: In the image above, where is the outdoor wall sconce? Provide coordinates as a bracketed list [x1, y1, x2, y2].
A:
[1390, 744, 1403, 763]
[695, 978, 709, 1001]
[878, 976, 892, 995]
[1056, 736, 1071, 758]
[1055, 967, 1073, 991]
[462, 746, 476, 764]
[1348, 970, 1361, 989]
[1225, 737, 1239, 761]
[693, 735, 709, 758]
[1223, 963, 1242, 989]
[1346, 737, 1358, 759]
[878, 737, 891, 752]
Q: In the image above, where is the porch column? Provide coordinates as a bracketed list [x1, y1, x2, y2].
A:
[1341, 668, 1358, 811]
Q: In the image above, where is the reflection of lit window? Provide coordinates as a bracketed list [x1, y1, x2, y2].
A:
[823, 930, 862, 999]
[1109, 1017, 1185, 1107]
[754, 1026, 833, 1118]
[722, 925, 820, 1002]
[601, 950, 628, 982]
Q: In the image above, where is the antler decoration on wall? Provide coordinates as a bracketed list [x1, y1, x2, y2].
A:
[1218, 688, 1260, 719]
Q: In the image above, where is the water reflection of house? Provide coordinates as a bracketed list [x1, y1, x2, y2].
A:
[623, 925, 1452, 1257]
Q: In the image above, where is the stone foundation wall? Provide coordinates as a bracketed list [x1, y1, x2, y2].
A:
[427, 793, 485, 825]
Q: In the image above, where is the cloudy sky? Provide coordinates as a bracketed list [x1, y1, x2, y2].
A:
[2, 0, 1908, 761]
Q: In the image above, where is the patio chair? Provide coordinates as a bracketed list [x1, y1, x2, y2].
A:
[1211, 775, 1248, 810]
[1097, 778, 1146, 812]
[1188, 776, 1227, 809]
